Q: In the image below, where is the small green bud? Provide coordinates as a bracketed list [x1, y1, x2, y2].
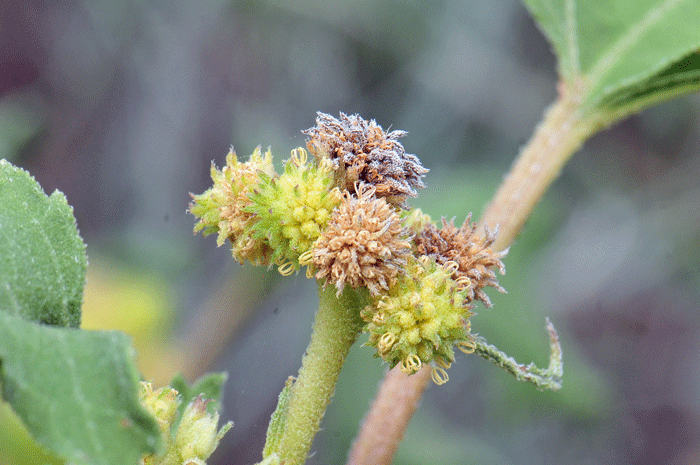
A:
[139, 382, 180, 433]
[176, 396, 233, 463]
[400, 207, 433, 237]
[138, 382, 232, 465]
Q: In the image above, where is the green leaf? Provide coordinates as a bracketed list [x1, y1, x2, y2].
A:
[0, 160, 159, 464]
[170, 372, 228, 415]
[263, 377, 294, 459]
[167, 372, 229, 439]
[523, 0, 700, 119]
[0, 159, 86, 328]
[0, 312, 160, 465]
[0, 400, 65, 465]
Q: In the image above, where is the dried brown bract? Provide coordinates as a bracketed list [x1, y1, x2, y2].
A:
[312, 183, 411, 296]
[414, 214, 507, 307]
[303, 112, 428, 207]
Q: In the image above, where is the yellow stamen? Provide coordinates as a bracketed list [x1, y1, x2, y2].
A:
[443, 260, 459, 274]
[435, 357, 452, 370]
[291, 147, 308, 166]
[378, 332, 396, 355]
[455, 276, 471, 290]
[401, 354, 422, 374]
[278, 261, 295, 276]
[298, 250, 314, 266]
[431, 367, 449, 385]
[457, 339, 476, 354]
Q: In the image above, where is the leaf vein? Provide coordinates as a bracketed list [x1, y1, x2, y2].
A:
[0, 211, 22, 316]
[59, 335, 105, 456]
[37, 204, 70, 318]
[587, 0, 685, 85]
[565, 0, 580, 75]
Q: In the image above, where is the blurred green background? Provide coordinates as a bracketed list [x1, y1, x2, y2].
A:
[1, 0, 699, 464]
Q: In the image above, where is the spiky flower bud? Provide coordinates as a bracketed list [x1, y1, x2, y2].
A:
[139, 382, 180, 434]
[139, 382, 232, 465]
[413, 213, 507, 307]
[362, 257, 474, 383]
[247, 148, 342, 273]
[400, 207, 433, 236]
[311, 183, 411, 296]
[303, 112, 428, 206]
[175, 396, 233, 464]
[189, 147, 276, 266]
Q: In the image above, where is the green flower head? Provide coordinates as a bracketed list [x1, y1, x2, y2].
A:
[362, 256, 475, 384]
[189, 147, 276, 266]
[247, 148, 342, 274]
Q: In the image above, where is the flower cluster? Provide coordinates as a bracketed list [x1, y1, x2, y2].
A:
[303, 112, 428, 207]
[413, 213, 507, 307]
[361, 256, 476, 384]
[190, 112, 506, 383]
[139, 381, 232, 465]
[246, 148, 342, 273]
[308, 183, 411, 296]
[190, 147, 275, 266]
[190, 147, 340, 273]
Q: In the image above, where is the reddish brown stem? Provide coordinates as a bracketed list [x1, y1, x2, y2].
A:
[480, 90, 597, 249]
[346, 366, 431, 465]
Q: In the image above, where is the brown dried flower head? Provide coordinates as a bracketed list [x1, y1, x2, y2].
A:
[310, 183, 411, 296]
[414, 213, 507, 307]
[303, 111, 428, 206]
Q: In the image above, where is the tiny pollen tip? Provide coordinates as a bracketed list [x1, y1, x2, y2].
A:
[305, 266, 315, 279]
[354, 181, 376, 199]
[378, 332, 397, 354]
[401, 354, 422, 374]
[431, 366, 449, 385]
[458, 340, 476, 354]
[278, 261, 296, 276]
[443, 261, 459, 274]
[291, 147, 308, 165]
[435, 357, 452, 370]
[298, 250, 314, 266]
